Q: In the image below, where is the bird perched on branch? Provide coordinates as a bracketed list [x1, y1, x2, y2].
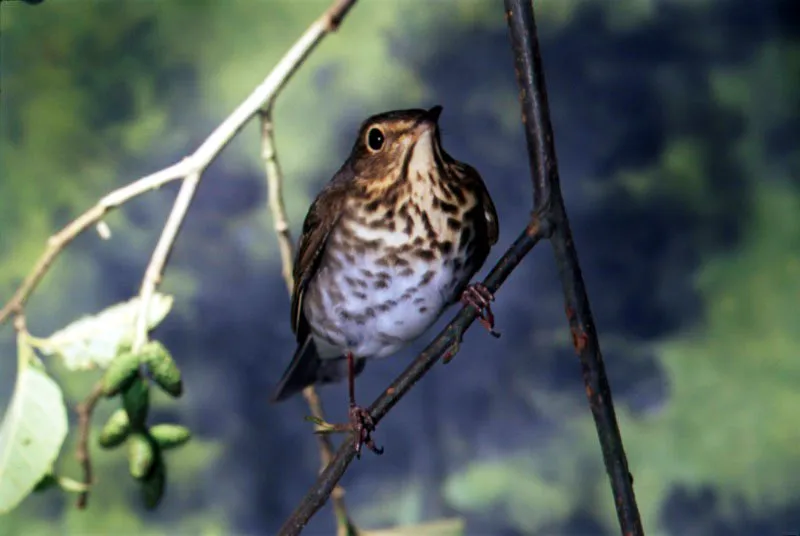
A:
[271, 105, 499, 456]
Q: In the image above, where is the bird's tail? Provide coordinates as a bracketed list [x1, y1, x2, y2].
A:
[270, 336, 367, 403]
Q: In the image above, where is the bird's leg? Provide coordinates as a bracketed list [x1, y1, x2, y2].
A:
[306, 353, 383, 457]
[461, 283, 501, 338]
[346, 351, 383, 458]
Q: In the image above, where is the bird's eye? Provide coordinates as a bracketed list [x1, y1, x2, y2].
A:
[367, 127, 385, 151]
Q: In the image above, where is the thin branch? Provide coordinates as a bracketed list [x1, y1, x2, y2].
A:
[260, 110, 297, 296]
[74, 380, 104, 510]
[0, 0, 359, 335]
[302, 386, 358, 536]
[0, 160, 190, 325]
[504, 1, 644, 534]
[278, 219, 548, 536]
[131, 0, 359, 351]
[132, 171, 200, 350]
[259, 109, 358, 536]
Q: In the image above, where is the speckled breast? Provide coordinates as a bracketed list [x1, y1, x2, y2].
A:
[303, 189, 482, 360]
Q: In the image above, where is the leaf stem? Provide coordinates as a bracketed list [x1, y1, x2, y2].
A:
[75, 381, 104, 509]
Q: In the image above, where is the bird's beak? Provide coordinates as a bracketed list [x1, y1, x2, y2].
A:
[414, 105, 442, 136]
[426, 105, 443, 123]
[412, 105, 443, 143]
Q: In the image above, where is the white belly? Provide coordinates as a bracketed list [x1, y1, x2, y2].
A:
[305, 237, 464, 360]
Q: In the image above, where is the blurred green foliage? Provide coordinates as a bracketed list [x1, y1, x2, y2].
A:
[1, 0, 798, 535]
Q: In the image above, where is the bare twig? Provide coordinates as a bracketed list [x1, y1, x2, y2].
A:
[278, 219, 548, 536]
[0, 0, 360, 339]
[260, 110, 297, 296]
[302, 386, 357, 536]
[131, 0, 359, 351]
[0, 161, 190, 325]
[74, 380, 104, 510]
[504, 1, 643, 534]
[132, 170, 201, 350]
[260, 108, 358, 536]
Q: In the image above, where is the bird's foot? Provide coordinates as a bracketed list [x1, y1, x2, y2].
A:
[349, 403, 383, 458]
[306, 404, 384, 459]
[461, 283, 500, 338]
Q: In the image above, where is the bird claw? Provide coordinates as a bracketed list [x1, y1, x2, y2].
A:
[349, 403, 383, 458]
[461, 283, 500, 338]
[306, 405, 384, 458]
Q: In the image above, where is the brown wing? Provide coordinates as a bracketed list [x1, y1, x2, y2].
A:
[460, 162, 499, 245]
[445, 165, 499, 307]
[290, 170, 351, 340]
[480, 179, 499, 246]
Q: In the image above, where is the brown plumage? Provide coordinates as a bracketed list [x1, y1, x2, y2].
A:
[271, 105, 498, 455]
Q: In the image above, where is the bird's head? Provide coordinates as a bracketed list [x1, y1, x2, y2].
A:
[346, 105, 449, 186]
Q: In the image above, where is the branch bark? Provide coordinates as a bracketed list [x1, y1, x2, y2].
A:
[259, 109, 358, 536]
[279, 2, 644, 535]
[504, 1, 644, 534]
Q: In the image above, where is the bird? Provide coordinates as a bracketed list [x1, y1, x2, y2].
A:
[271, 105, 499, 455]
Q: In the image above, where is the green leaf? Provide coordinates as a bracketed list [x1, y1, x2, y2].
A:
[0, 335, 69, 514]
[122, 378, 150, 429]
[97, 408, 131, 449]
[101, 351, 141, 397]
[149, 424, 191, 450]
[142, 341, 182, 397]
[128, 433, 156, 480]
[38, 293, 174, 370]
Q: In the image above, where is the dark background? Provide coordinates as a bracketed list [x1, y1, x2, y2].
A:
[1, 0, 798, 534]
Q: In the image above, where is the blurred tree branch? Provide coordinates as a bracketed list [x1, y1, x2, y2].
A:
[259, 108, 358, 535]
[0, 0, 358, 514]
[278, 2, 643, 535]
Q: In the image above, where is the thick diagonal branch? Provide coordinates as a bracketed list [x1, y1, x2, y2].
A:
[504, 1, 643, 534]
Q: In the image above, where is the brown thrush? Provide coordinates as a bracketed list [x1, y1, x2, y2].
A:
[271, 106, 499, 456]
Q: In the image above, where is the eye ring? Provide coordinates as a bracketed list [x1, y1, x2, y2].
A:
[366, 127, 385, 152]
